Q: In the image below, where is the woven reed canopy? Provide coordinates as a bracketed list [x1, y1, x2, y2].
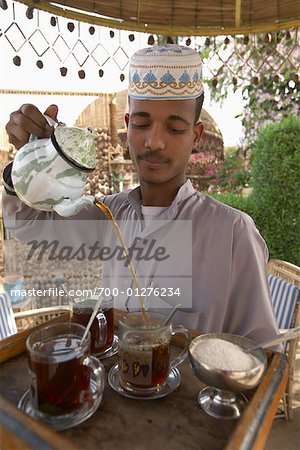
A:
[17, 0, 300, 36]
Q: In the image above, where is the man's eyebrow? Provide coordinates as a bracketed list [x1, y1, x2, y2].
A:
[130, 112, 190, 125]
[168, 115, 190, 125]
[130, 112, 150, 118]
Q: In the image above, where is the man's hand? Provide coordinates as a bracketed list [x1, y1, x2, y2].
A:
[5, 104, 59, 150]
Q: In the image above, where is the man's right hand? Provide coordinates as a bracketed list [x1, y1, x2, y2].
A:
[5, 104, 59, 150]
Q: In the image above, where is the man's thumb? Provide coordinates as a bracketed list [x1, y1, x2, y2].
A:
[44, 104, 59, 121]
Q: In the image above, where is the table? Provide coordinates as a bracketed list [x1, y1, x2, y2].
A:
[0, 315, 288, 450]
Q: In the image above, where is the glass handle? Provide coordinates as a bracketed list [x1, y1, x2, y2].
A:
[83, 356, 105, 399]
[170, 325, 192, 368]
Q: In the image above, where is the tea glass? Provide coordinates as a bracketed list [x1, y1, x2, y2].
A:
[70, 296, 114, 356]
[25, 322, 105, 429]
[117, 311, 191, 395]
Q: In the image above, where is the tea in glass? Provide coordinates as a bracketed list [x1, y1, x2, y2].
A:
[26, 322, 104, 423]
[117, 311, 191, 395]
[29, 335, 90, 415]
[70, 297, 114, 355]
[118, 337, 170, 390]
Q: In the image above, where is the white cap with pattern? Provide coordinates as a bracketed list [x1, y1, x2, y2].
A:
[128, 44, 203, 100]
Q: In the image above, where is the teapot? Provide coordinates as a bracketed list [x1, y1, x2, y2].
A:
[11, 116, 97, 217]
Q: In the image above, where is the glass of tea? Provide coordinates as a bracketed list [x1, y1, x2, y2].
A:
[70, 296, 114, 356]
[117, 311, 191, 395]
[26, 322, 105, 428]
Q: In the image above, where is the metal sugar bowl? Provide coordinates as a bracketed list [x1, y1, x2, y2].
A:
[188, 333, 267, 419]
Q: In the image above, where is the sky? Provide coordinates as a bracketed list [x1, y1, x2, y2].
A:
[0, 1, 245, 146]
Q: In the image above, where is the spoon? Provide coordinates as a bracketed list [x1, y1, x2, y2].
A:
[162, 303, 182, 326]
[245, 325, 300, 353]
[80, 296, 104, 345]
[61, 283, 69, 298]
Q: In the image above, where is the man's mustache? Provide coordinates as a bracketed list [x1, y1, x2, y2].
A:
[138, 151, 169, 163]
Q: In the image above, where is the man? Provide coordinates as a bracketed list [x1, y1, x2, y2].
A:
[2, 44, 279, 343]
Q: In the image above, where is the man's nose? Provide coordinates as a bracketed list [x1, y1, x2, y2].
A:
[145, 124, 166, 150]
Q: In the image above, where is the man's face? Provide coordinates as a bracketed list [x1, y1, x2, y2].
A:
[125, 98, 203, 186]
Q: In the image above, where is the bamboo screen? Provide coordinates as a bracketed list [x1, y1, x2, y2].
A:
[1, 2, 299, 89]
[15, 0, 300, 36]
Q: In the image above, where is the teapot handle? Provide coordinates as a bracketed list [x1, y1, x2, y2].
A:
[28, 114, 60, 142]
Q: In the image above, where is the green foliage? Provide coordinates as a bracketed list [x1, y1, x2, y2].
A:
[197, 31, 300, 147]
[208, 147, 251, 193]
[250, 115, 300, 264]
[208, 192, 258, 219]
[211, 116, 300, 265]
[242, 70, 299, 146]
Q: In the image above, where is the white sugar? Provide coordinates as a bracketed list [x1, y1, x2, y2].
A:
[191, 338, 260, 371]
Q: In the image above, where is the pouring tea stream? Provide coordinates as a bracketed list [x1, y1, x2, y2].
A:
[94, 200, 149, 324]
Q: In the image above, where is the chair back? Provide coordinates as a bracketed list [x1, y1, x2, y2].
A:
[267, 259, 300, 420]
[267, 259, 300, 330]
[267, 259, 300, 287]
[268, 274, 299, 329]
[0, 291, 18, 339]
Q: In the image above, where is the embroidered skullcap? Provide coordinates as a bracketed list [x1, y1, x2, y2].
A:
[128, 44, 203, 100]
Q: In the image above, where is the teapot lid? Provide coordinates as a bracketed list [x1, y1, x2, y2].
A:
[52, 125, 97, 172]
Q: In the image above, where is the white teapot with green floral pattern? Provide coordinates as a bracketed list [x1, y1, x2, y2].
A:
[11, 116, 98, 217]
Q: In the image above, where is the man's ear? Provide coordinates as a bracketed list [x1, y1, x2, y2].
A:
[194, 122, 203, 147]
[125, 113, 129, 127]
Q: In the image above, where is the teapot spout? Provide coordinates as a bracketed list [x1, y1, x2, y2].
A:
[53, 195, 95, 217]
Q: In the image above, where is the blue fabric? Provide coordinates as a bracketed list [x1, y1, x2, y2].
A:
[268, 274, 299, 329]
[0, 291, 18, 339]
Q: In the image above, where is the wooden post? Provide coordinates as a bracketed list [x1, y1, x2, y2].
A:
[109, 94, 118, 147]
